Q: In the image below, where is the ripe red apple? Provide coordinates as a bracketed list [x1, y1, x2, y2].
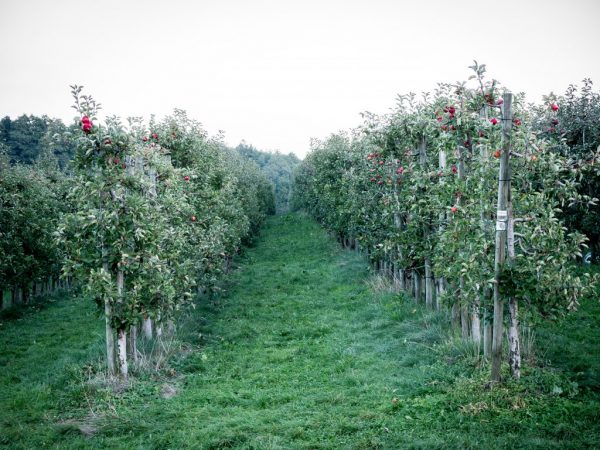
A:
[441, 125, 448, 131]
[81, 116, 91, 124]
[493, 150, 501, 158]
[490, 118, 498, 125]
[451, 165, 458, 174]
[142, 136, 148, 142]
[191, 215, 197, 222]
[451, 206, 458, 214]
[551, 103, 559, 111]
[152, 133, 158, 140]
[437, 116, 443, 122]
[184, 175, 190, 181]
[513, 118, 522, 126]
[370, 177, 376, 182]
[448, 106, 456, 115]
[496, 99, 504, 106]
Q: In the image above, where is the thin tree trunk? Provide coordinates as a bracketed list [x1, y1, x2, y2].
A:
[425, 258, 434, 309]
[461, 305, 470, 339]
[413, 270, 421, 303]
[471, 300, 481, 350]
[483, 308, 493, 358]
[102, 256, 116, 376]
[508, 297, 521, 379]
[116, 270, 127, 379]
[451, 301, 460, 329]
[436, 277, 445, 311]
[117, 328, 128, 378]
[128, 325, 138, 364]
[143, 317, 153, 340]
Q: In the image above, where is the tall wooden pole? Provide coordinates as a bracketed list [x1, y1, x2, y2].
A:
[491, 92, 513, 382]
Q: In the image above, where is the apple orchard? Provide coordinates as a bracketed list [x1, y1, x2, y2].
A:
[292, 63, 600, 382]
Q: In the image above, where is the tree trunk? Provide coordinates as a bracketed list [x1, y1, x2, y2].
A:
[22, 284, 30, 305]
[483, 309, 493, 358]
[128, 325, 138, 364]
[436, 277, 445, 311]
[460, 306, 470, 339]
[508, 297, 521, 379]
[425, 258, 434, 309]
[143, 316, 153, 340]
[117, 327, 128, 379]
[413, 270, 421, 303]
[491, 92, 513, 383]
[102, 257, 116, 377]
[451, 302, 460, 329]
[116, 270, 127, 379]
[471, 300, 481, 349]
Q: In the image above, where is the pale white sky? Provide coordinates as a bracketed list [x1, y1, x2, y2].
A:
[1, 0, 599, 158]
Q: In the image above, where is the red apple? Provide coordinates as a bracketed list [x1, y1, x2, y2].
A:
[490, 118, 498, 125]
[551, 103, 559, 111]
[451, 206, 458, 214]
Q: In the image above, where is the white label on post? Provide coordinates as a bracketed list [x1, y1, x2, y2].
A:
[496, 221, 507, 231]
[497, 210, 508, 220]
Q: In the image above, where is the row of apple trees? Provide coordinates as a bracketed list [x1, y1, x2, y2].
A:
[55, 87, 274, 378]
[0, 147, 71, 307]
[292, 63, 599, 382]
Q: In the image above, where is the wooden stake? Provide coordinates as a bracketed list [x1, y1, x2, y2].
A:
[491, 92, 513, 383]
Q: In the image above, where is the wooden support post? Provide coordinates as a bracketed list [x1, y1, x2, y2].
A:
[491, 92, 513, 383]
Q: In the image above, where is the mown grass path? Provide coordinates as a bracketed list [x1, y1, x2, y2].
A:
[1, 213, 599, 449]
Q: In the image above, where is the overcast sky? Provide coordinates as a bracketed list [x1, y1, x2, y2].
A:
[1, 0, 599, 158]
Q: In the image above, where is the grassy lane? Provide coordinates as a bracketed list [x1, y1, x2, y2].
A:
[1, 213, 599, 449]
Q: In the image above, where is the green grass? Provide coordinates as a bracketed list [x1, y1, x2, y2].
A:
[1, 213, 599, 449]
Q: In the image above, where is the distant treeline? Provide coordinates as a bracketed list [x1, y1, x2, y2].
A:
[0, 115, 76, 168]
[235, 142, 301, 213]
